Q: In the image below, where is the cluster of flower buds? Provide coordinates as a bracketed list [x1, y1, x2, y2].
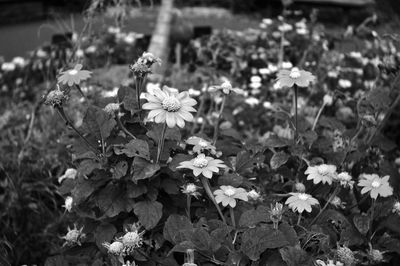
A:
[129, 52, 161, 77]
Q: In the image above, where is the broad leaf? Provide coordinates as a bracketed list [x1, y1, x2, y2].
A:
[83, 105, 116, 141]
[163, 215, 193, 244]
[134, 200, 163, 230]
[113, 139, 150, 160]
[270, 152, 290, 170]
[131, 157, 160, 182]
[239, 206, 270, 228]
[95, 223, 117, 251]
[241, 225, 290, 261]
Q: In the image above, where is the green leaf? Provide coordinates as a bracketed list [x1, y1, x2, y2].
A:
[163, 215, 193, 244]
[95, 223, 117, 251]
[235, 151, 264, 175]
[113, 139, 150, 160]
[218, 173, 244, 187]
[241, 225, 290, 261]
[78, 159, 102, 176]
[83, 106, 116, 141]
[119, 86, 139, 115]
[96, 183, 133, 217]
[112, 161, 128, 180]
[45, 255, 68, 266]
[239, 206, 270, 228]
[279, 246, 312, 266]
[161, 178, 179, 194]
[353, 213, 370, 235]
[270, 152, 290, 170]
[134, 200, 163, 230]
[71, 176, 108, 204]
[126, 182, 148, 198]
[263, 135, 290, 148]
[131, 157, 160, 182]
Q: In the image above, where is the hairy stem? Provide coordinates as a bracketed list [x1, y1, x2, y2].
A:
[212, 95, 226, 145]
[229, 207, 236, 228]
[312, 103, 326, 131]
[309, 186, 340, 227]
[186, 195, 191, 221]
[116, 115, 136, 139]
[55, 106, 99, 155]
[200, 176, 226, 224]
[156, 123, 167, 164]
[294, 85, 299, 140]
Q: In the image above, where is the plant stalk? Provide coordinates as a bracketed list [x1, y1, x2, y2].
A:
[156, 123, 167, 164]
[55, 106, 99, 155]
[309, 186, 340, 227]
[294, 85, 299, 139]
[200, 176, 226, 224]
[212, 95, 226, 145]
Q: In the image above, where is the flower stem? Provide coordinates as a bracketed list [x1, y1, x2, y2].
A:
[156, 123, 167, 164]
[294, 84, 299, 140]
[55, 106, 99, 155]
[229, 207, 236, 228]
[370, 199, 376, 233]
[212, 95, 226, 145]
[191, 91, 207, 135]
[312, 103, 326, 131]
[186, 195, 191, 221]
[116, 115, 136, 139]
[308, 186, 340, 227]
[135, 76, 144, 121]
[74, 84, 87, 101]
[297, 212, 302, 226]
[200, 176, 226, 224]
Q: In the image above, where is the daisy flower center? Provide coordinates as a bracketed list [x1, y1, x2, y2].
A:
[123, 232, 140, 246]
[317, 165, 330, 175]
[298, 193, 310, 201]
[185, 184, 197, 193]
[193, 156, 209, 168]
[289, 68, 301, 79]
[224, 187, 236, 197]
[371, 180, 381, 188]
[68, 69, 78, 75]
[162, 97, 182, 112]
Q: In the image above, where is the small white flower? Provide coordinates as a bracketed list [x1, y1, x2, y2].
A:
[63, 196, 73, 212]
[334, 172, 354, 189]
[244, 97, 260, 107]
[392, 201, 400, 215]
[103, 241, 124, 255]
[338, 79, 352, 89]
[263, 101, 273, 109]
[282, 61, 293, 69]
[262, 18, 273, 25]
[250, 76, 262, 83]
[58, 168, 77, 183]
[323, 94, 333, 106]
[12, 57, 25, 67]
[1, 62, 16, 72]
[247, 189, 261, 200]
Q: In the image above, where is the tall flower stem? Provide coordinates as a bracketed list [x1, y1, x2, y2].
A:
[212, 95, 226, 145]
[370, 199, 376, 233]
[297, 212, 302, 226]
[229, 207, 236, 228]
[308, 186, 340, 227]
[191, 91, 207, 135]
[186, 195, 192, 221]
[135, 76, 145, 120]
[294, 84, 299, 139]
[312, 103, 326, 131]
[116, 115, 136, 139]
[200, 176, 226, 224]
[156, 123, 167, 164]
[55, 106, 99, 155]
